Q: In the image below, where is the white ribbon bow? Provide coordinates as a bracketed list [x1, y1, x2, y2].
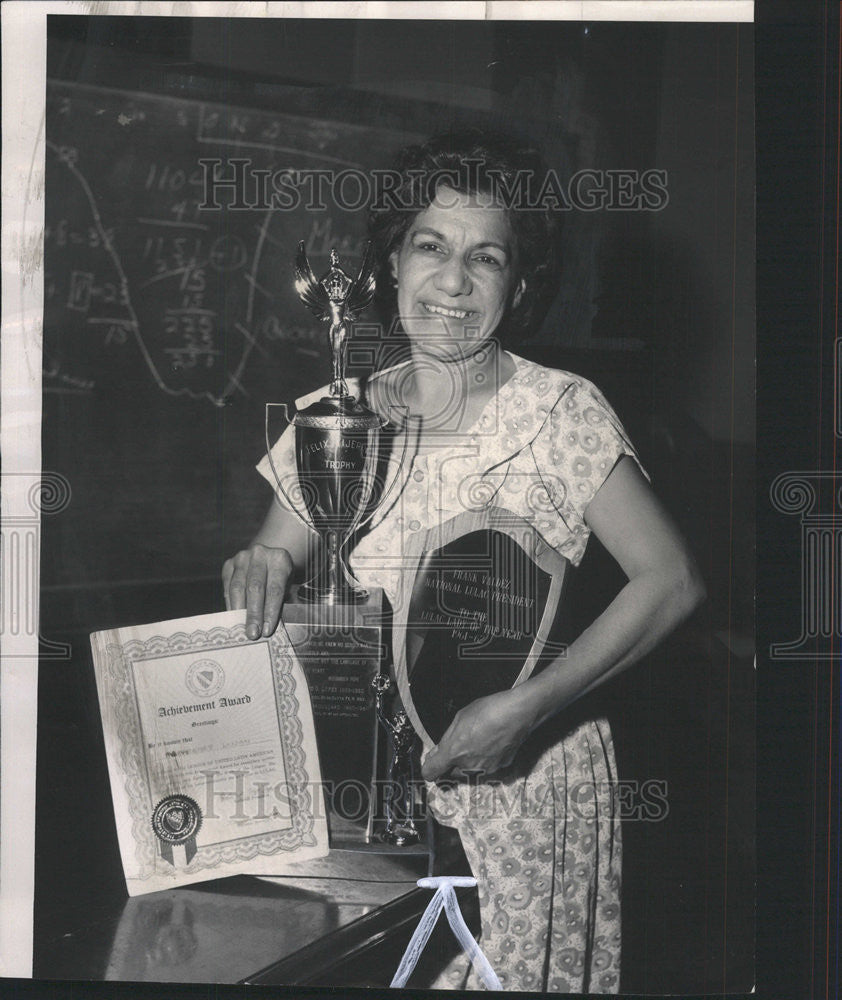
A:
[390, 876, 502, 991]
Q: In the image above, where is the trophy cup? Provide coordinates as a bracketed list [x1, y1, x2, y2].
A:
[266, 241, 384, 604]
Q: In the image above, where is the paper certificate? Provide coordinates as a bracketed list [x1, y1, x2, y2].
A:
[90, 610, 328, 896]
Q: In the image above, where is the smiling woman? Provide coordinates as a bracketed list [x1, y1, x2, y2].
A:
[225, 130, 705, 993]
[389, 187, 524, 359]
[377, 186, 524, 434]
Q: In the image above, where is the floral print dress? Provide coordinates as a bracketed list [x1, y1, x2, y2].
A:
[257, 352, 646, 993]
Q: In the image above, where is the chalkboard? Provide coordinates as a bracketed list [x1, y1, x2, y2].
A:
[41, 80, 422, 609]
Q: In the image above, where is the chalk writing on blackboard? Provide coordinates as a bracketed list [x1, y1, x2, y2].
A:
[44, 82, 417, 406]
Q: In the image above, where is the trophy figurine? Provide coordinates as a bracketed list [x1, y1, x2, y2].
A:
[372, 674, 420, 846]
[266, 241, 392, 605]
[295, 242, 372, 400]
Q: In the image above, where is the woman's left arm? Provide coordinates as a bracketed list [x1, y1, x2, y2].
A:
[421, 456, 707, 780]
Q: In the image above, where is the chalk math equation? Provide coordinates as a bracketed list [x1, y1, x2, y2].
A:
[44, 82, 402, 406]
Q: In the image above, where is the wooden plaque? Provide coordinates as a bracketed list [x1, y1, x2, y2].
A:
[392, 508, 569, 750]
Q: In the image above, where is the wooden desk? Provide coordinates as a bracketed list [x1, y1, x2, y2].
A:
[36, 855, 477, 987]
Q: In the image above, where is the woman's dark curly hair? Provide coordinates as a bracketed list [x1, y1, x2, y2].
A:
[368, 128, 562, 340]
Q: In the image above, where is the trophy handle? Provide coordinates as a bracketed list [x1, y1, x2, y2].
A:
[355, 407, 414, 534]
[264, 402, 315, 534]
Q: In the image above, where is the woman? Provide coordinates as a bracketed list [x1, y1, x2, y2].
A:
[223, 131, 705, 992]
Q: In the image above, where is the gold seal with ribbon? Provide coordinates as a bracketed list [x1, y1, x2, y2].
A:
[151, 794, 202, 866]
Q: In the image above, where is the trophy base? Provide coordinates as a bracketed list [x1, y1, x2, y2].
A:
[282, 587, 386, 846]
[377, 826, 421, 847]
[295, 580, 370, 606]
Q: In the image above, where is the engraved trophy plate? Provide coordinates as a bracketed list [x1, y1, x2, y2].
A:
[393, 508, 570, 750]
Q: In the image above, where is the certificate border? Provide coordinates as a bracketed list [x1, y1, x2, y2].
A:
[98, 621, 321, 883]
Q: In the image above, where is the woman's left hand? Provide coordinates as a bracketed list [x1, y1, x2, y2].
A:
[420, 686, 537, 782]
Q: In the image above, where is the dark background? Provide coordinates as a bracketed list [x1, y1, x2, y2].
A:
[35, 14, 754, 994]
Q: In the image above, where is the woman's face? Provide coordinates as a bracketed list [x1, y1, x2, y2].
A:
[389, 185, 524, 361]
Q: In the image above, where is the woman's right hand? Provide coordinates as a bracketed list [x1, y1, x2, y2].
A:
[222, 544, 294, 640]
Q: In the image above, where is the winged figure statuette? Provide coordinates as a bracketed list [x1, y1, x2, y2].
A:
[294, 242, 376, 398]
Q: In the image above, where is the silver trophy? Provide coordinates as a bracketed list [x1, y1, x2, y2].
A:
[266, 242, 400, 604]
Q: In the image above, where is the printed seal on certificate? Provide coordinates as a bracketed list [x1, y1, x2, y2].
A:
[185, 659, 224, 698]
[151, 794, 203, 865]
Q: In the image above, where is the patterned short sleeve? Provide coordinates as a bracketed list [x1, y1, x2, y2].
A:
[255, 380, 344, 521]
[255, 421, 304, 517]
[527, 377, 649, 565]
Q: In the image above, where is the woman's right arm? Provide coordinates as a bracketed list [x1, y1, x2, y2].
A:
[221, 498, 314, 640]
